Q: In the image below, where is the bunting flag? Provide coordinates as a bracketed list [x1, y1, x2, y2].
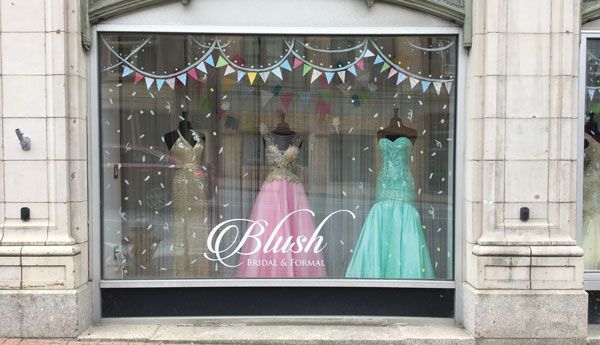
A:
[177, 74, 187, 85]
[590, 88, 597, 101]
[205, 55, 215, 67]
[122, 66, 133, 77]
[396, 72, 407, 85]
[303, 65, 312, 76]
[293, 58, 303, 69]
[325, 72, 334, 84]
[364, 49, 375, 58]
[280, 92, 294, 109]
[166, 78, 176, 89]
[373, 55, 384, 65]
[380, 62, 390, 73]
[224, 65, 236, 76]
[216, 56, 228, 68]
[237, 71, 246, 82]
[433, 82, 443, 95]
[311, 70, 322, 83]
[347, 65, 357, 76]
[337, 71, 346, 83]
[388, 68, 398, 79]
[260, 90, 274, 106]
[156, 79, 165, 91]
[197, 61, 208, 74]
[272, 67, 283, 80]
[281, 60, 292, 71]
[421, 81, 431, 93]
[247, 72, 257, 85]
[409, 77, 419, 89]
[145, 77, 154, 89]
[356, 59, 365, 70]
[445, 81, 453, 94]
[134, 73, 144, 84]
[259, 71, 270, 83]
[188, 69, 199, 80]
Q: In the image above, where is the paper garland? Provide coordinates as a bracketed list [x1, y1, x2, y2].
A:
[107, 36, 455, 95]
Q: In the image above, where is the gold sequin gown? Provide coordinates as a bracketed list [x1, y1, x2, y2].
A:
[170, 130, 211, 277]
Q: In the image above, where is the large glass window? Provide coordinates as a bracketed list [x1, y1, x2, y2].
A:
[99, 33, 457, 281]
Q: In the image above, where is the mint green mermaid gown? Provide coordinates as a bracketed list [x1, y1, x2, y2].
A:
[346, 137, 434, 279]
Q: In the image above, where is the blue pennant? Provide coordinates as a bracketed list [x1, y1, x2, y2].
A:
[205, 55, 215, 67]
[156, 79, 165, 91]
[122, 66, 133, 77]
[177, 74, 187, 85]
[421, 81, 431, 93]
[396, 72, 407, 85]
[325, 72, 334, 84]
[237, 71, 246, 82]
[373, 55, 384, 65]
[347, 65, 357, 76]
[280, 60, 292, 71]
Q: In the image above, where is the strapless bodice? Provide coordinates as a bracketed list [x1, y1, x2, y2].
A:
[375, 137, 415, 204]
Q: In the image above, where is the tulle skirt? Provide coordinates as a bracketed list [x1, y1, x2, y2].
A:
[236, 180, 327, 278]
[346, 200, 434, 279]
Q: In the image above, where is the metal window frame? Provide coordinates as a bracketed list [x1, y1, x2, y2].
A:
[89, 24, 467, 322]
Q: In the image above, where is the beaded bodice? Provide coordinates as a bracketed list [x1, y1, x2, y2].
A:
[584, 133, 600, 216]
[170, 130, 205, 169]
[375, 137, 415, 204]
[263, 132, 302, 183]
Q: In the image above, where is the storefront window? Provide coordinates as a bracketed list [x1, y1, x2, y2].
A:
[584, 38, 600, 272]
[99, 33, 457, 281]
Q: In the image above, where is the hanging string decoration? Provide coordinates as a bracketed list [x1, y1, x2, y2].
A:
[102, 35, 454, 95]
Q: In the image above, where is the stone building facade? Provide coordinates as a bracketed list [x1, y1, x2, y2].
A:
[0, 0, 597, 344]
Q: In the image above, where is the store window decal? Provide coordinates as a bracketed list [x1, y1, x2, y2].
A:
[100, 34, 457, 281]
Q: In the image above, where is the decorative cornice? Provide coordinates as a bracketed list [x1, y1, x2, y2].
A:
[583, 1, 600, 24]
[378, 0, 466, 25]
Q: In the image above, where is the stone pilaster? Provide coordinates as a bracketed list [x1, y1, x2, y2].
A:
[463, 0, 587, 343]
[0, 0, 91, 337]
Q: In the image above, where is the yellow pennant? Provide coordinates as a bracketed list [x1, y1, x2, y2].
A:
[247, 72, 257, 85]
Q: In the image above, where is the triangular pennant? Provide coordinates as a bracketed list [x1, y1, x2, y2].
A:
[311, 70, 322, 83]
[177, 74, 187, 85]
[156, 79, 165, 91]
[293, 58, 303, 69]
[325, 72, 334, 84]
[196, 61, 207, 74]
[260, 71, 270, 83]
[224, 65, 236, 76]
[380, 62, 390, 72]
[280, 92, 294, 109]
[144, 77, 154, 89]
[247, 72, 257, 85]
[205, 55, 215, 67]
[237, 71, 246, 82]
[445, 81, 453, 94]
[272, 67, 283, 80]
[433, 82, 443, 95]
[364, 49, 375, 58]
[421, 81, 431, 93]
[396, 72, 407, 85]
[590, 88, 597, 101]
[122, 66, 133, 77]
[337, 71, 346, 83]
[347, 65, 357, 76]
[188, 69, 199, 80]
[260, 90, 274, 106]
[281, 60, 292, 71]
[298, 91, 311, 105]
[303, 65, 312, 76]
[216, 56, 228, 68]
[373, 55, 384, 65]
[166, 78, 176, 89]
[409, 77, 419, 89]
[356, 59, 364, 70]
[388, 68, 398, 78]
[134, 73, 144, 84]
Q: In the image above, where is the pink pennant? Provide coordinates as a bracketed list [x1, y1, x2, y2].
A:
[188, 69, 199, 80]
[356, 59, 364, 70]
[280, 92, 294, 109]
[293, 58, 303, 69]
[134, 73, 144, 84]
[316, 100, 330, 115]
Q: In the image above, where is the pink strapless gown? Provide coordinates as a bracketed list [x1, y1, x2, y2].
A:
[236, 180, 327, 278]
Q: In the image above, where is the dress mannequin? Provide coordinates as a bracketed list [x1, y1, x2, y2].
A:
[163, 112, 210, 278]
[376, 108, 417, 143]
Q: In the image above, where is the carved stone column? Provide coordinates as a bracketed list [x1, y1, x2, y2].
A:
[463, 0, 587, 343]
[0, 0, 92, 337]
